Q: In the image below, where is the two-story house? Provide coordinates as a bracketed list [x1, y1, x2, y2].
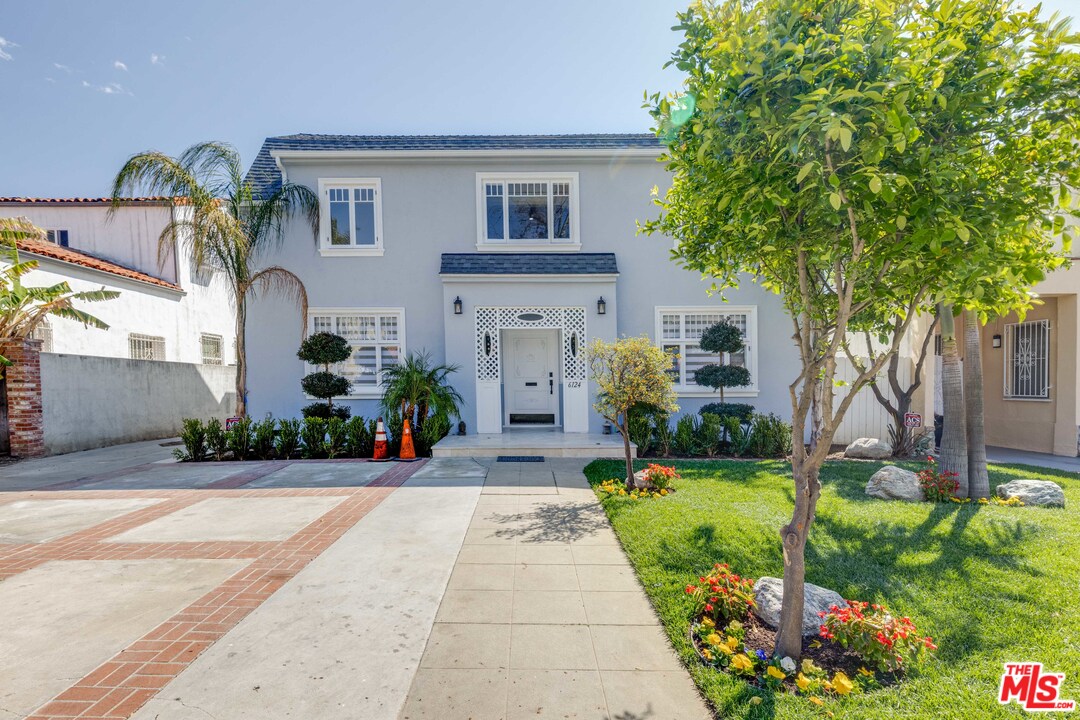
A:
[0, 197, 236, 365]
[242, 134, 904, 443]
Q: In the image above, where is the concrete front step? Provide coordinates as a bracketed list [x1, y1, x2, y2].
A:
[432, 432, 633, 459]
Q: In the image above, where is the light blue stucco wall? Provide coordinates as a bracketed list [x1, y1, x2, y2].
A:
[245, 153, 801, 429]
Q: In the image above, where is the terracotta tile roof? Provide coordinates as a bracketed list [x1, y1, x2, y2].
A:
[0, 197, 175, 205]
[13, 237, 182, 291]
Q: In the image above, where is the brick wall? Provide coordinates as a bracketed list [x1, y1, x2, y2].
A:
[1, 337, 45, 458]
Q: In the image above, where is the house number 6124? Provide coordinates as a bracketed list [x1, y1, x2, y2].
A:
[567, 381, 582, 388]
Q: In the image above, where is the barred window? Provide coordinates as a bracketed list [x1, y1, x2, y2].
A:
[200, 333, 224, 365]
[1004, 320, 1050, 399]
[308, 309, 404, 395]
[129, 333, 165, 361]
[656, 307, 757, 394]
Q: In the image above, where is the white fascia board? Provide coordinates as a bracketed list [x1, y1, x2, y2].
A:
[271, 148, 660, 161]
[439, 273, 619, 283]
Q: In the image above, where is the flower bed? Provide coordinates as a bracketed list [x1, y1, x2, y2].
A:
[919, 457, 1025, 505]
[597, 463, 680, 500]
[685, 564, 936, 704]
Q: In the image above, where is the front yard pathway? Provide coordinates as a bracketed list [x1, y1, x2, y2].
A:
[400, 459, 711, 720]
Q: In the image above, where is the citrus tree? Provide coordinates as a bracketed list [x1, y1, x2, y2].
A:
[644, 0, 1078, 659]
[589, 336, 678, 488]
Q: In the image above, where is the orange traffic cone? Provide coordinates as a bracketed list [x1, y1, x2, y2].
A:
[373, 417, 390, 461]
[399, 418, 417, 460]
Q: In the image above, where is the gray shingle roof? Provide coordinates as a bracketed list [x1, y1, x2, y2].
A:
[440, 253, 618, 275]
[245, 134, 661, 197]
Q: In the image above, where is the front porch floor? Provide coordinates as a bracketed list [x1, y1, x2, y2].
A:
[432, 431, 633, 458]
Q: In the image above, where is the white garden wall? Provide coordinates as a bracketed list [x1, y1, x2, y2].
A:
[40, 353, 235, 454]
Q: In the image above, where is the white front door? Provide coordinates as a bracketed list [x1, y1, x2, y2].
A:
[504, 330, 559, 425]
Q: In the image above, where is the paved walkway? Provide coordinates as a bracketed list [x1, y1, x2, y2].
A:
[0, 448, 709, 720]
[401, 459, 710, 720]
[986, 445, 1080, 474]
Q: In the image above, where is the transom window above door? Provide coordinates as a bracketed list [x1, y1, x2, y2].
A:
[318, 179, 383, 256]
[477, 172, 580, 250]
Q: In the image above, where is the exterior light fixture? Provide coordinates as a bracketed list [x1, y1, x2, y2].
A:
[992, 334, 1002, 349]
[603, 422, 613, 435]
[597, 297, 607, 315]
[453, 296, 463, 315]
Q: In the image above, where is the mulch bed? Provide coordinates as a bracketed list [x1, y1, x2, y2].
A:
[690, 613, 898, 691]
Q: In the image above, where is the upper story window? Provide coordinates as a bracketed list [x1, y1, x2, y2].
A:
[1004, 319, 1050, 400]
[656, 306, 758, 396]
[200, 333, 224, 365]
[318, 179, 383, 257]
[477, 172, 580, 250]
[45, 229, 69, 247]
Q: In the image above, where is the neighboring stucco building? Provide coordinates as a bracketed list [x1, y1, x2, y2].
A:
[0, 197, 236, 365]
[242, 134, 906, 440]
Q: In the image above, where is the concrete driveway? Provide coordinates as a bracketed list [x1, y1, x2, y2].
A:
[0, 448, 709, 720]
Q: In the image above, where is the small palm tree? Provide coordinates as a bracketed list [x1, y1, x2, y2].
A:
[0, 218, 118, 365]
[380, 351, 463, 433]
[110, 142, 318, 415]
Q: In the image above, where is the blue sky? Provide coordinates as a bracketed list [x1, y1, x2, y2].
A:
[1, 0, 1076, 198]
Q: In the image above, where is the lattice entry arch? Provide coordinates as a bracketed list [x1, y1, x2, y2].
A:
[475, 306, 587, 382]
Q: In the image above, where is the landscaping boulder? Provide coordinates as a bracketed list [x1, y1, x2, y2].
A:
[844, 437, 892, 460]
[866, 465, 924, 502]
[752, 577, 844, 636]
[996, 479, 1065, 507]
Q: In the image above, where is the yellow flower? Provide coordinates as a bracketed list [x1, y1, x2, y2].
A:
[726, 636, 740, 652]
[660, 488, 669, 496]
[701, 617, 715, 629]
[702, 649, 714, 661]
[731, 654, 754, 673]
[706, 633, 723, 646]
[832, 671, 853, 696]
[809, 697, 825, 706]
[717, 642, 734, 656]
[802, 658, 821, 676]
[766, 666, 786, 680]
[618, 489, 627, 496]
[796, 673, 811, 692]
[857, 667, 873, 677]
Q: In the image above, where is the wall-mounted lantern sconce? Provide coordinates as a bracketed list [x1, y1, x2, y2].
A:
[597, 297, 607, 315]
[992, 334, 1002, 349]
[457, 421, 467, 436]
[453, 296, 463, 315]
[603, 422, 612, 435]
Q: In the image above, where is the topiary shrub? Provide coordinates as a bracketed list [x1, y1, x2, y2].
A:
[699, 402, 755, 423]
[693, 320, 751, 402]
[300, 402, 351, 420]
[297, 332, 352, 419]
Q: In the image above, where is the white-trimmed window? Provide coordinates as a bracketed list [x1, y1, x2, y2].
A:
[200, 333, 224, 365]
[308, 308, 405, 396]
[45, 229, 69, 247]
[655, 307, 758, 396]
[129, 333, 165, 361]
[476, 172, 580, 250]
[1004, 319, 1050, 400]
[318, 178, 383, 256]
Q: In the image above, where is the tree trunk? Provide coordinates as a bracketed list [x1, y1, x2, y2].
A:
[938, 305, 968, 496]
[621, 415, 635, 489]
[809, 382, 824, 454]
[235, 294, 248, 417]
[963, 309, 990, 498]
[774, 399, 821, 660]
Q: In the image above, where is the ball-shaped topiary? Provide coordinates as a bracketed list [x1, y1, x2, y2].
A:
[297, 332, 353, 418]
[698, 320, 744, 356]
[693, 319, 751, 402]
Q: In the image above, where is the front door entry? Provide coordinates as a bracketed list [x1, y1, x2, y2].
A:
[504, 330, 558, 425]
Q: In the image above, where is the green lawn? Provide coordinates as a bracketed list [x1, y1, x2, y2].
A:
[584, 458, 1080, 719]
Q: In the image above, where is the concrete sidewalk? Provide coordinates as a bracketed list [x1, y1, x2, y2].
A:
[0, 438, 178, 492]
[986, 446, 1080, 474]
[400, 459, 711, 720]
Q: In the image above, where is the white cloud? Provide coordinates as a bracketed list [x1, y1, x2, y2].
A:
[82, 79, 133, 96]
[0, 36, 19, 61]
[45, 76, 55, 83]
[53, 62, 72, 73]
[150, 53, 165, 66]
[114, 60, 127, 71]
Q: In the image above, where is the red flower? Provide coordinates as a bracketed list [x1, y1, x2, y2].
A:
[685, 585, 697, 594]
[705, 604, 714, 612]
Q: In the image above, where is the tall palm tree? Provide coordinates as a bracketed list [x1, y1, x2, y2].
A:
[962, 309, 990, 498]
[110, 142, 318, 415]
[938, 304, 969, 497]
[380, 351, 463, 433]
[0, 218, 118, 364]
